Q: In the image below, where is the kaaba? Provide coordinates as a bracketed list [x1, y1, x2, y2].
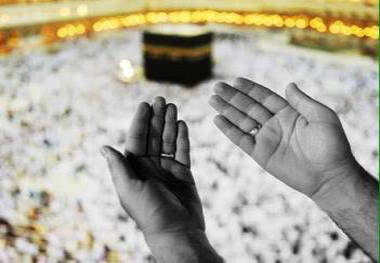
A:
[143, 24, 213, 86]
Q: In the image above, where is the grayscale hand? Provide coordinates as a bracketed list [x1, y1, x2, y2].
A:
[102, 97, 223, 263]
[209, 77, 378, 261]
[209, 78, 354, 198]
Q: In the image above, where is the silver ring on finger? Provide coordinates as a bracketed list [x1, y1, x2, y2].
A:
[249, 123, 262, 136]
[160, 153, 175, 158]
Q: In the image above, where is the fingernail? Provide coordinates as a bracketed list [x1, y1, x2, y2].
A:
[208, 95, 214, 103]
[213, 82, 224, 92]
[139, 101, 150, 109]
[166, 103, 175, 110]
[208, 95, 217, 105]
[100, 146, 109, 158]
[234, 77, 244, 86]
[213, 115, 222, 125]
[154, 96, 166, 104]
[288, 82, 297, 89]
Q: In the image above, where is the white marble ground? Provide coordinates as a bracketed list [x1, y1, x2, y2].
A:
[0, 29, 377, 262]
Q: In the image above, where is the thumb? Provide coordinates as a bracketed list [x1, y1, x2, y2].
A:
[285, 82, 331, 121]
[101, 145, 140, 196]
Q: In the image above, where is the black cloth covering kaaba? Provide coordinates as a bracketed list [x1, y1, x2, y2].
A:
[143, 25, 213, 86]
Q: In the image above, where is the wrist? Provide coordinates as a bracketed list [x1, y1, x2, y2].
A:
[311, 160, 364, 212]
[145, 229, 223, 263]
[311, 160, 379, 260]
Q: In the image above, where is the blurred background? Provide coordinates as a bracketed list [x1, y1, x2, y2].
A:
[0, 0, 378, 262]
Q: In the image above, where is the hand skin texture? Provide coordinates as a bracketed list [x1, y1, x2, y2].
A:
[209, 77, 379, 261]
[101, 97, 223, 263]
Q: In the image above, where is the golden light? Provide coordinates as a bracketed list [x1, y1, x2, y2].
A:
[147, 12, 159, 24]
[329, 24, 340, 34]
[51, 10, 378, 42]
[57, 28, 66, 38]
[77, 4, 88, 17]
[272, 15, 284, 27]
[225, 13, 234, 24]
[195, 10, 204, 21]
[0, 14, 10, 23]
[93, 21, 102, 32]
[76, 24, 86, 34]
[179, 11, 191, 23]
[355, 28, 364, 37]
[243, 14, 255, 25]
[122, 67, 134, 78]
[60, 7, 71, 17]
[157, 12, 168, 23]
[334, 20, 344, 27]
[295, 18, 307, 29]
[121, 14, 145, 27]
[364, 27, 372, 37]
[205, 10, 217, 22]
[227, 13, 243, 24]
[134, 14, 147, 25]
[285, 17, 295, 28]
[257, 14, 266, 26]
[168, 12, 180, 23]
[317, 25, 327, 32]
[371, 26, 379, 39]
[350, 25, 359, 34]
[215, 12, 226, 23]
[120, 59, 132, 70]
[263, 16, 273, 27]
[117, 59, 136, 82]
[57, 24, 86, 38]
[342, 25, 351, 35]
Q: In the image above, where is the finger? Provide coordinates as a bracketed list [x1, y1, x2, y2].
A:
[101, 145, 141, 200]
[213, 82, 273, 124]
[213, 115, 255, 155]
[209, 94, 260, 133]
[285, 83, 336, 122]
[175, 121, 191, 168]
[126, 102, 151, 156]
[147, 96, 166, 156]
[233, 77, 288, 113]
[161, 103, 178, 154]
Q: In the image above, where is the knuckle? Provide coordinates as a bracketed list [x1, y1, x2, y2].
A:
[163, 134, 176, 142]
[150, 118, 163, 127]
[148, 132, 162, 139]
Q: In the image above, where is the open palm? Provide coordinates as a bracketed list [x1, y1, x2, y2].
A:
[102, 97, 204, 238]
[210, 78, 354, 198]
